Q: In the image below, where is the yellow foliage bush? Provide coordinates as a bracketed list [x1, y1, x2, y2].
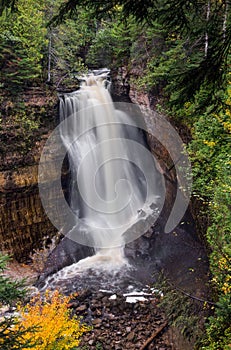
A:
[14, 290, 90, 350]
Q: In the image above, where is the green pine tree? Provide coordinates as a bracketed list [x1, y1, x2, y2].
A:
[0, 0, 47, 93]
[0, 254, 36, 349]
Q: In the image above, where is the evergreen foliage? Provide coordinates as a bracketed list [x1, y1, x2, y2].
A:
[86, 14, 137, 68]
[0, 254, 26, 304]
[0, 0, 17, 16]
[52, 0, 231, 102]
[49, 8, 96, 86]
[0, 0, 47, 92]
[0, 254, 36, 349]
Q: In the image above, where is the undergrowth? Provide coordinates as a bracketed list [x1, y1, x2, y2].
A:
[14, 290, 90, 350]
[156, 277, 212, 348]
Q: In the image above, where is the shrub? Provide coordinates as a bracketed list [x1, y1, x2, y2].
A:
[15, 290, 90, 350]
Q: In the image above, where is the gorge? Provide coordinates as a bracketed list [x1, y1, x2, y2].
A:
[34, 71, 208, 302]
[0, 70, 211, 350]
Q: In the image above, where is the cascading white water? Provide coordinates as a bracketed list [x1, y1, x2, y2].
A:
[56, 71, 162, 273]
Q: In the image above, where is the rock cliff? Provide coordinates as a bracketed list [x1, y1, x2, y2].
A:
[0, 88, 58, 261]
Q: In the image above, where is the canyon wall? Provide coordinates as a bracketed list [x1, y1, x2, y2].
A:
[0, 89, 59, 261]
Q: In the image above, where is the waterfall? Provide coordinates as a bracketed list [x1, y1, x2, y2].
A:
[57, 71, 163, 270]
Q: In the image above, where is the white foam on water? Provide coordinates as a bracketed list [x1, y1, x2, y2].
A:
[125, 296, 147, 303]
[43, 247, 131, 289]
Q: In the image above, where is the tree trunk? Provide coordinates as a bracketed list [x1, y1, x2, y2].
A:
[205, 0, 210, 58]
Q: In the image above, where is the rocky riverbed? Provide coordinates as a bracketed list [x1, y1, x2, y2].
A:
[69, 288, 192, 350]
[2, 257, 200, 350]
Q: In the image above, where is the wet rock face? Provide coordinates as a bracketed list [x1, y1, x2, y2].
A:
[0, 188, 57, 261]
[0, 91, 58, 261]
[36, 237, 95, 285]
[37, 211, 208, 299]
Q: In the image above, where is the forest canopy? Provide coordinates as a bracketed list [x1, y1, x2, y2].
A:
[3, 0, 230, 101]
